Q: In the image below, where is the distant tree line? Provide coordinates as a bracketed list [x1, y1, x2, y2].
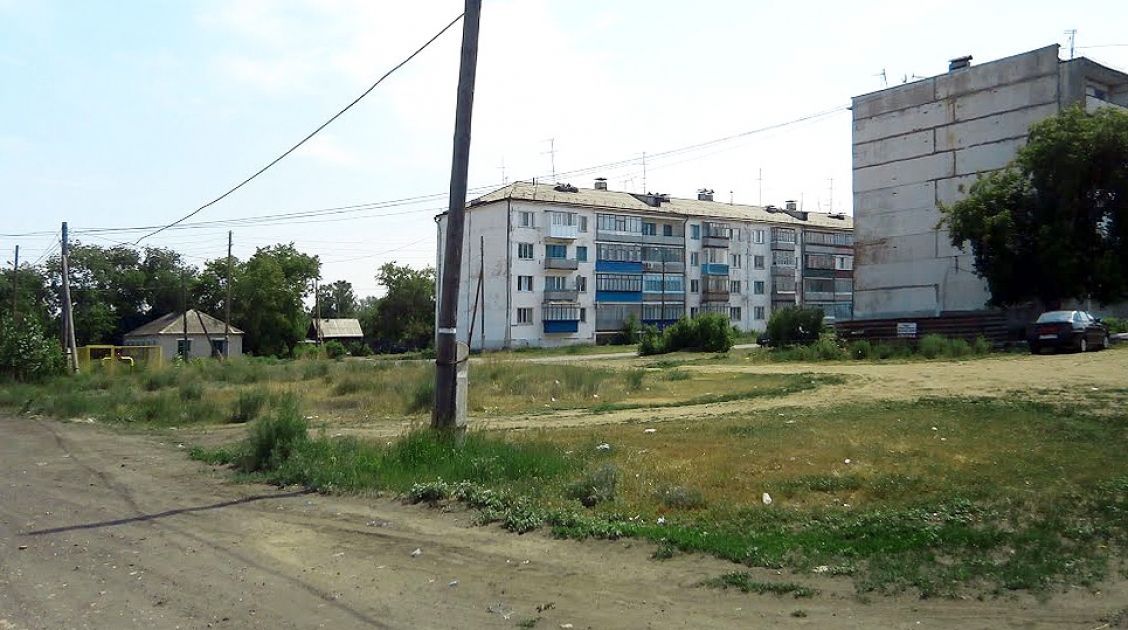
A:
[0, 241, 435, 358]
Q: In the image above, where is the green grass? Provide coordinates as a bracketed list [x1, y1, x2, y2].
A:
[702, 572, 815, 597]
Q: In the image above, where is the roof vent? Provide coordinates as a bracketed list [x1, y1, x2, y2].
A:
[829, 212, 847, 220]
[697, 188, 715, 202]
[553, 183, 578, 193]
[949, 55, 972, 71]
[785, 200, 797, 212]
[632, 192, 669, 208]
[594, 177, 608, 191]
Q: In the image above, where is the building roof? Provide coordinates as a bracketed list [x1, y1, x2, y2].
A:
[310, 318, 364, 339]
[124, 310, 243, 337]
[466, 181, 854, 230]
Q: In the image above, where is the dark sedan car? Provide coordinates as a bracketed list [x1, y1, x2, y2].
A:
[1027, 310, 1110, 354]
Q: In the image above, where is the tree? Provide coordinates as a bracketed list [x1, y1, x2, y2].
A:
[941, 106, 1128, 308]
[315, 280, 358, 319]
[370, 263, 435, 351]
[0, 314, 66, 382]
[0, 264, 53, 332]
[233, 244, 320, 357]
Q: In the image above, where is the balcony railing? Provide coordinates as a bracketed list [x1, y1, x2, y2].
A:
[547, 224, 578, 240]
[701, 262, 729, 276]
[702, 289, 730, 302]
[543, 289, 580, 302]
[544, 257, 579, 270]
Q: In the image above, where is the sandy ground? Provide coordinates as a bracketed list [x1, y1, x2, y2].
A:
[2, 348, 1127, 629]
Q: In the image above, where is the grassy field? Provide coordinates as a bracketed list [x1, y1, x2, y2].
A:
[4, 350, 1127, 598]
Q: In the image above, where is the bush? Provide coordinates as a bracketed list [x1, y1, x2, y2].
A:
[766, 307, 825, 347]
[230, 388, 269, 424]
[0, 315, 66, 383]
[615, 313, 640, 345]
[323, 340, 348, 360]
[848, 339, 873, 359]
[808, 334, 846, 360]
[407, 373, 434, 414]
[918, 334, 947, 359]
[565, 463, 620, 507]
[1102, 316, 1127, 334]
[637, 313, 736, 356]
[346, 341, 373, 357]
[638, 325, 664, 355]
[972, 335, 993, 355]
[243, 394, 309, 472]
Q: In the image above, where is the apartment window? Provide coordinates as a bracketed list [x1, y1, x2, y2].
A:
[754, 255, 765, 270]
[690, 307, 699, 318]
[690, 279, 700, 293]
[546, 244, 567, 259]
[547, 211, 576, 227]
[753, 280, 765, 295]
[835, 278, 853, 294]
[772, 227, 796, 244]
[597, 213, 643, 234]
[642, 222, 657, 236]
[754, 306, 766, 320]
[730, 280, 741, 293]
[806, 254, 836, 270]
[578, 216, 588, 232]
[772, 250, 795, 266]
[545, 276, 567, 291]
[596, 273, 643, 292]
[752, 229, 765, 244]
[576, 246, 588, 262]
[690, 252, 699, 267]
[730, 254, 742, 269]
[517, 275, 533, 291]
[730, 307, 742, 321]
[518, 211, 534, 228]
[517, 307, 533, 324]
[642, 246, 683, 264]
[835, 255, 854, 271]
[596, 243, 641, 262]
[577, 276, 588, 292]
[517, 242, 534, 259]
[580, 308, 586, 323]
[690, 224, 700, 240]
[663, 224, 673, 237]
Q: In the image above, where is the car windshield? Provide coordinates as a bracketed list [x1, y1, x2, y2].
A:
[1036, 311, 1073, 323]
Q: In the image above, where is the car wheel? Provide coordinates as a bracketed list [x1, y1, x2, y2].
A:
[1029, 343, 1041, 355]
[1079, 337, 1088, 353]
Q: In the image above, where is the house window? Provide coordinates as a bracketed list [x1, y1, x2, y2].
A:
[545, 276, 567, 291]
[517, 276, 533, 291]
[518, 211, 534, 228]
[754, 281, 765, 295]
[597, 214, 643, 234]
[517, 307, 533, 324]
[690, 279, 700, 293]
[835, 255, 854, 271]
[576, 246, 588, 262]
[577, 276, 588, 292]
[752, 229, 765, 244]
[663, 224, 673, 237]
[546, 244, 567, 259]
[730, 254, 742, 269]
[730, 307, 742, 321]
[578, 216, 588, 232]
[642, 222, 657, 236]
[730, 280, 741, 293]
[754, 255, 765, 270]
[754, 306, 765, 320]
[690, 252, 699, 267]
[517, 242, 534, 259]
[177, 339, 192, 357]
[690, 224, 700, 240]
[596, 243, 641, 262]
[210, 339, 227, 356]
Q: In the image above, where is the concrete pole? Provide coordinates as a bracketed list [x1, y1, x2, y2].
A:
[433, 0, 481, 432]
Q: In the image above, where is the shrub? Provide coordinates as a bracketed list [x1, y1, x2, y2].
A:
[243, 393, 309, 472]
[848, 339, 873, 360]
[565, 464, 620, 507]
[638, 313, 735, 356]
[766, 307, 825, 347]
[323, 340, 348, 360]
[230, 388, 269, 424]
[407, 373, 434, 414]
[655, 484, 707, 510]
[178, 380, 205, 401]
[0, 315, 66, 383]
[346, 341, 372, 356]
[972, 335, 993, 355]
[1102, 316, 1127, 334]
[638, 325, 664, 355]
[918, 334, 947, 359]
[808, 334, 846, 360]
[615, 313, 640, 345]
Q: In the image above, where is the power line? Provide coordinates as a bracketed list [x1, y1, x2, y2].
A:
[134, 10, 466, 245]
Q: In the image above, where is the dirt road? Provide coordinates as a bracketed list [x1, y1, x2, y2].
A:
[3, 350, 1128, 628]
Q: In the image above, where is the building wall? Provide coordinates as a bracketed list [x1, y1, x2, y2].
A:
[851, 45, 1062, 319]
[125, 334, 242, 361]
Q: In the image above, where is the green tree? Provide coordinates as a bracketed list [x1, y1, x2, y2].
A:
[315, 280, 358, 319]
[0, 264, 53, 332]
[371, 263, 434, 351]
[234, 244, 320, 357]
[0, 314, 66, 382]
[940, 106, 1128, 308]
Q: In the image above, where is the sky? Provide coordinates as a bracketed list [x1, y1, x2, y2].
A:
[3, 0, 1127, 298]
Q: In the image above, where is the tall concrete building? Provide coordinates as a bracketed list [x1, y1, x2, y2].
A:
[436, 181, 854, 350]
[851, 45, 1128, 321]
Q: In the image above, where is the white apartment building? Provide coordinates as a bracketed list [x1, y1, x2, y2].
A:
[436, 181, 854, 350]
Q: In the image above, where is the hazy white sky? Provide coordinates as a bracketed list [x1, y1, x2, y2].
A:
[3, 0, 1127, 297]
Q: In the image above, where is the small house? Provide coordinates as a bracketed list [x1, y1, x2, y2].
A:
[308, 318, 364, 343]
[124, 310, 243, 360]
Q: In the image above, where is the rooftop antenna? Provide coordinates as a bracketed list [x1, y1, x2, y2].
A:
[874, 68, 888, 89]
[729, 190, 734, 205]
[641, 151, 647, 193]
[758, 168, 763, 205]
[1065, 29, 1077, 59]
[828, 178, 834, 213]
[542, 138, 557, 182]
[498, 158, 507, 185]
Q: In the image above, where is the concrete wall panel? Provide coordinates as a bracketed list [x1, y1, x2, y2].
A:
[935, 45, 1059, 99]
[954, 137, 1026, 176]
[855, 181, 936, 216]
[934, 103, 1056, 151]
[853, 102, 951, 144]
[853, 130, 934, 169]
[856, 231, 939, 265]
[854, 152, 954, 193]
[853, 79, 937, 120]
[856, 206, 941, 240]
[951, 75, 1058, 122]
[854, 284, 939, 318]
[934, 174, 985, 207]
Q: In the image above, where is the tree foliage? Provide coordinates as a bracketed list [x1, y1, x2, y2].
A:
[314, 280, 358, 319]
[233, 244, 320, 357]
[941, 106, 1128, 307]
[0, 314, 66, 382]
[369, 263, 435, 351]
[766, 306, 825, 347]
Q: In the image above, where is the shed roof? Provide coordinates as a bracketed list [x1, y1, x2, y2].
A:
[310, 318, 364, 339]
[124, 310, 243, 337]
[466, 182, 854, 230]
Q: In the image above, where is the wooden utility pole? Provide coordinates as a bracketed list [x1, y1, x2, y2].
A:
[434, 0, 482, 431]
[314, 279, 323, 346]
[224, 230, 232, 358]
[10, 245, 17, 321]
[60, 223, 78, 373]
[181, 270, 189, 360]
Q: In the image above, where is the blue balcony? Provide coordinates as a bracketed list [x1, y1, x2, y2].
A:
[595, 290, 642, 303]
[595, 260, 643, 273]
[544, 320, 580, 334]
[701, 262, 729, 276]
